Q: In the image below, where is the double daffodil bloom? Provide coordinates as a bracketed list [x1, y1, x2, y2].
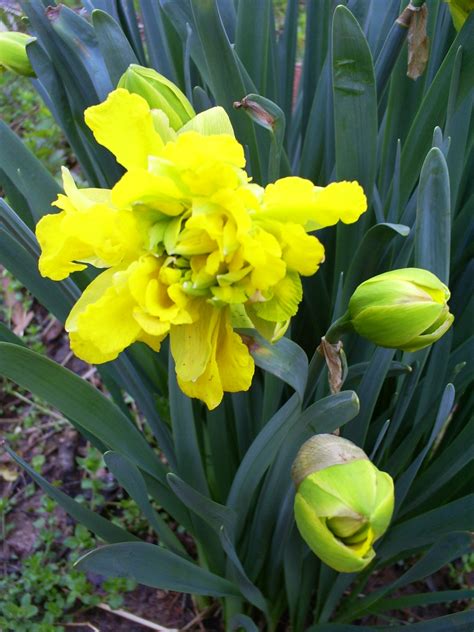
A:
[37, 88, 367, 409]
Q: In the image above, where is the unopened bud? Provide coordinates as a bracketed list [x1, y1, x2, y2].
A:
[293, 434, 394, 573]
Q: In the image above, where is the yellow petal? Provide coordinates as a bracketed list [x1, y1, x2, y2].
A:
[66, 267, 142, 363]
[215, 309, 254, 393]
[171, 301, 220, 383]
[37, 204, 142, 281]
[53, 167, 112, 212]
[161, 132, 245, 196]
[252, 271, 302, 322]
[84, 88, 164, 170]
[172, 305, 254, 409]
[260, 177, 367, 230]
[310, 181, 367, 229]
[259, 220, 325, 276]
[112, 169, 186, 216]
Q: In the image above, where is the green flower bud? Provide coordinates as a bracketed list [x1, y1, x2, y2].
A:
[118, 64, 195, 131]
[0, 32, 36, 77]
[347, 268, 454, 352]
[292, 434, 394, 573]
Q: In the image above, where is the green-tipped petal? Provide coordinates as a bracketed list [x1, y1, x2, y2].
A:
[294, 494, 375, 573]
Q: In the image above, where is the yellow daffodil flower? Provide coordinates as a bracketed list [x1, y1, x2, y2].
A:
[36, 88, 367, 409]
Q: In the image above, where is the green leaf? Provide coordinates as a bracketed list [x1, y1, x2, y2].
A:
[339, 532, 471, 623]
[379, 495, 474, 560]
[103, 452, 187, 557]
[299, 55, 333, 184]
[0, 120, 60, 226]
[167, 472, 237, 539]
[0, 344, 167, 484]
[230, 614, 260, 632]
[372, 589, 474, 614]
[343, 348, 395, 447]
[404, 414, 474, 514]
[5, 445, 137, 544]
[341, 223, 410, 308]
[395, 383, 455, 515]
[139, 0, 179, 82]
[235, 0, 272, 96]
[50, 5, 113, 101]
[168, 354, 209, 496]
[92, 10, 138, 87]
[301, 0, 333, 137]
[220, 527, 268, 614]
[415, 147, 451, 284]
[0, 322, 26, 347]
[243, 332, 308, 402]
[399, 13, 474, 209]
[332, 4, 377, 199]
[277, 0, 298, 126]
[75, 542, 240, 597]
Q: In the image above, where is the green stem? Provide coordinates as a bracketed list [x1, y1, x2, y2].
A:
[224, 596, 244, 631]
[324, 311, 353, 344]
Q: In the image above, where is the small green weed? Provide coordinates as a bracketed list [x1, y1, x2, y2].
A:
[0, 496, 136, 631]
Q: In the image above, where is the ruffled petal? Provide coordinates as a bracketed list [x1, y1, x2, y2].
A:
[84, 89, 164, 169]
[66, 268, 141, 363]
[259, 177, 367, 230]
[160, 132, 245, 196]
[171, 305, 254, 409]
[37, 203, 142, 280]
[252, 271, 302, 322]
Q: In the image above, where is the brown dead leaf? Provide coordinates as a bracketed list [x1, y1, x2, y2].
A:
[407, 4, 429, 80]
[318, 338, 344, 395]
[12, 303, 34, 336]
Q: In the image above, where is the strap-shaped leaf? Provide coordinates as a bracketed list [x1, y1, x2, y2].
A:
[379, 495, 474, 560]
[339, 532, 471, 623]
[230, 614, 260, 632]
[371, 589, 474, 614]
[343, 348, 395, 447]
[5, 445, 137, 544]
[0, 344, 167, 484]
[92, 9, 138, 86]
[75, 542, 240, 597]
[167, 473, 237, 539]
[0, 120, 60, 226]
[0, 322, 26, 346]
[341, 223, 410, 307]
[242, 331, 308, 402]
[168, 355, 209, 496]
[395, 383, 455, 515]
[415, 147, 451, 284]
[104, 452, 187, 557]
[220, 527, 268, 614]
[399, 13, 474, 209]
[332, 4, 377, 199]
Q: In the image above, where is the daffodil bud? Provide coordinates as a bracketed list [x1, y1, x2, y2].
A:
[118, 64, 195, 131]
[347, 268, 454, 352]
[0, 32, 35, 77]
[292, 434, 394, 573]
